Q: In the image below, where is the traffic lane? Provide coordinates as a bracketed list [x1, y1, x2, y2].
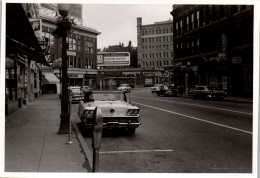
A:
[132, 96, 252, 133]
[74, 103, 252, 172]
[135, 104, 252, 172]
[131, 89, 252, 114]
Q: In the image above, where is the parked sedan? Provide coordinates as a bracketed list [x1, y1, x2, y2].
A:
[151, 84, 164, 93]
[68, 86, 84, 102]
[193, 86, 227, 100]
[78, 91, 141, 135]
[117, 84, 131, 93]
[156, 85, 180, 97]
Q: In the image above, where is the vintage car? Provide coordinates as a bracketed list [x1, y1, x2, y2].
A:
[78, 91, 141, 135]
[68, 86, 84, 102]
[156, 85, 180, 97]
[80, 86, 92, 92]
[151, 84, 164, 93]
[193, 86, 227, 100]
[117, 84, 131, 93]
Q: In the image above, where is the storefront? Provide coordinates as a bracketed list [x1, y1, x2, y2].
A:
[5, 3, 49, 115]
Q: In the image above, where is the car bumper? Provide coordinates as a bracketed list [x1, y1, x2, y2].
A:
[81, 116, 141, 129]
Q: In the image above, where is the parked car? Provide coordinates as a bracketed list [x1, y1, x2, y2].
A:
[80, 86, 92, 92]
[68, 86, 84, 102]
[193, 86, 227, 100]
[151, 84, 164, 93]
[117, 84, 131, 93]
[156, 85, 181, 97]
[78, 91, 141, 135]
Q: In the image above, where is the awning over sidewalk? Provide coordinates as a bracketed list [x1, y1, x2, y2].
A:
[6, 3, 49, 66]
[42, 72, 60, 84]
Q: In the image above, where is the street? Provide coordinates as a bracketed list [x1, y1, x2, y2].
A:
[71, 88, 252, 173]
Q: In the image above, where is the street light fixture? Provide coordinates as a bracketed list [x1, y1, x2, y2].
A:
[53, 4, 74, 134]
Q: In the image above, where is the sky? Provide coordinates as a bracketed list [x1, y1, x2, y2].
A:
[82, 4, 172, 50]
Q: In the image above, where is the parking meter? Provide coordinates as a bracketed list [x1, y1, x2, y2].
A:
[92, 106, 103, 172]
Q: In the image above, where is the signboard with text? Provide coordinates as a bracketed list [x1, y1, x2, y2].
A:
[97, 52, 130, 67]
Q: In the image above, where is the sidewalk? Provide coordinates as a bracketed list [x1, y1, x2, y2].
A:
[4, 94, 90, 173]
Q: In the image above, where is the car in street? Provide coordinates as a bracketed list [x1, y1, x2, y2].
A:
[80, 86, 92, 92]
[151, 84, 164, 93]
[78, 90, 141, 135]
[117, 84, 131, 93]
[193, 85, 227, 100]
[68, 86, 84, 102]
[156, 85, 181, 97]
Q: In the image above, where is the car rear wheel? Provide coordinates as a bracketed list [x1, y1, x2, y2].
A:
[128, 127, 136, 135]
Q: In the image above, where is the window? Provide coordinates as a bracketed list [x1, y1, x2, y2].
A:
[67, 37, 76, 50]
[180, 20, 183, 34]
[191, 14, 195, 30]
[68, 56, 77, 68]
[186, 16, 189, 32]
[196, 11, 200, 28]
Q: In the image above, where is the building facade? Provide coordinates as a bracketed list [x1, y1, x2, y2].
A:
[171, 5, 253, 97]
[39, 4, 101, 91]
[137, 18, 174, 86]
[6, 3, 49, 115]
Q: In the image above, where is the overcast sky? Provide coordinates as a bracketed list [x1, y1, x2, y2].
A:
[82, 4, 172, 50]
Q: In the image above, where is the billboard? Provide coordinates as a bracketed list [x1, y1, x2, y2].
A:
[97, 52, 130, 67]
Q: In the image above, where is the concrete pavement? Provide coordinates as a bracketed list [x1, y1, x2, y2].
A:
[4, 93, 91, 173]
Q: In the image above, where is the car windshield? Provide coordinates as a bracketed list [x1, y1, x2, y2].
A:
[71, 88, 81, 93]
[154, 84, 162, 87]
[119, 84, 129, 87]
[84, 92, 126, 102]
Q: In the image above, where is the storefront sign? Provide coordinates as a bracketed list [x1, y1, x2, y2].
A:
[68, 73, 83, 78]
[67, 51, 76, 56]
[122, 72, 140, 75]
[145, 78, 153, 85]
[29, 18, 42, 39]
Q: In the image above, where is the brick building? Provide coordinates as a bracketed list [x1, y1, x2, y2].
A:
[39, 4, 100, 91]
[171, 5, 253, 97]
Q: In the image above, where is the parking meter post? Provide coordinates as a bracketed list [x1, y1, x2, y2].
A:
[92, 107, 103, 172]
[67, 93, 73, 145]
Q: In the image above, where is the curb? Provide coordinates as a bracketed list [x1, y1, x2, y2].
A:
[72, 116, 93, 172]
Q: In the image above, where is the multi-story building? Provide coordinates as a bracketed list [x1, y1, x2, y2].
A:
[137, 18, 173, 86]
[171, 5, 253, 97]
[39, 4, 101, 92]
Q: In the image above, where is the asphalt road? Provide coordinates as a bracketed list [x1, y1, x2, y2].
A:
[71, 88, 253, 173]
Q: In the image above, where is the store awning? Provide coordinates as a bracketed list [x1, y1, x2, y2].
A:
[42, 72, 60, 84]
[6, 3, 49, 66]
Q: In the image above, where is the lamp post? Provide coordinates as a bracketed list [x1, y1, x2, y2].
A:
[53, 4, 73, 134]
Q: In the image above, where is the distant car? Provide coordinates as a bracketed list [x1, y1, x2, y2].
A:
[156, 85, 180, 97]
[68, 86, 84, 102]
[193, 86, 227, 100]
[117, 84, 131, 93]
[78, 91, 141, 135]
[151, 84, 164, 93]
[80, 86, 92, 92]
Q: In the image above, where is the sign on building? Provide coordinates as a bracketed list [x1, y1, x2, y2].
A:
[97, 52, 130, 67]
[29, 18, 42, 39]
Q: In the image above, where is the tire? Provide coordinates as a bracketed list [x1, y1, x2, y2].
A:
[128, 128, 136, 135]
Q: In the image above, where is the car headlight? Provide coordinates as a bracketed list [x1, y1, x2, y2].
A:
[126, 109, 139, 116]
[84, 110, 95, 118]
